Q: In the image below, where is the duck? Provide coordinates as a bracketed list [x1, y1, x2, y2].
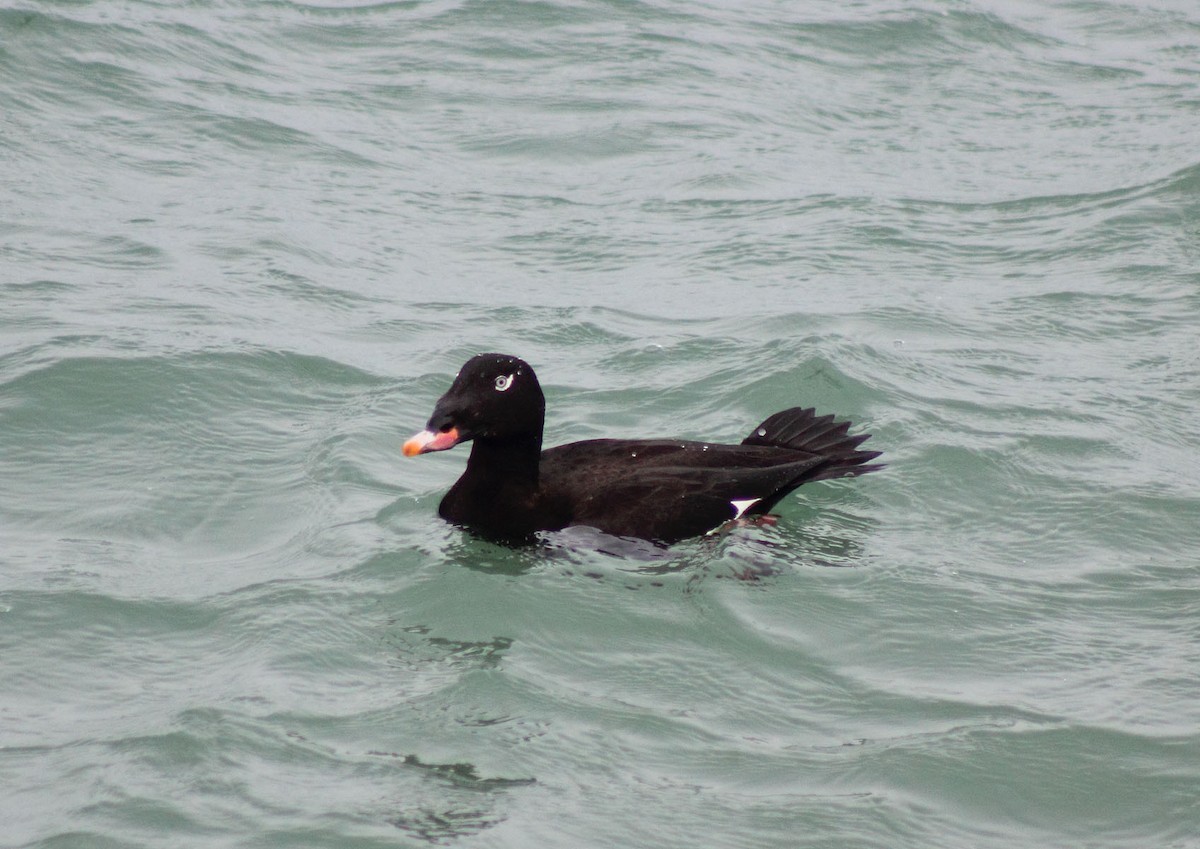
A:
[404, 353, 882, 545]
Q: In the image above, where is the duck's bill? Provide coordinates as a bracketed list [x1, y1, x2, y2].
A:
[403, 427, 461, 457]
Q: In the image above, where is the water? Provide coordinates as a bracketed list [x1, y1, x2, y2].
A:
[2, 0, 1199, 846]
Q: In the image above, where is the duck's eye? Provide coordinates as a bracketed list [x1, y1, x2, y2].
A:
[494, 374, 514, 392]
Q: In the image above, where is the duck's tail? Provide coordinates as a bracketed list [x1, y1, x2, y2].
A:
[742, 406, 884, 482]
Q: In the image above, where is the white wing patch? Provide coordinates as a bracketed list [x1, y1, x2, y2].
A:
[730, 498, 760, 519]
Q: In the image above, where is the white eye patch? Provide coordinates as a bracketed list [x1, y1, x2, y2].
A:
[494, 373, 515, 392]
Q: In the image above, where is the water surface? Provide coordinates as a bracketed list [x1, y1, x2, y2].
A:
[2, 1, 1199, 847]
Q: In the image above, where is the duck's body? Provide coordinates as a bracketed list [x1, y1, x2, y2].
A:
[404, 354, 882, 545]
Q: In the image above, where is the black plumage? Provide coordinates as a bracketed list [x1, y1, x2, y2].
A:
[404, 353, 882, 544]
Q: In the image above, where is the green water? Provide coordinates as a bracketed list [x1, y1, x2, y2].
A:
[2, 1, 1199, 847]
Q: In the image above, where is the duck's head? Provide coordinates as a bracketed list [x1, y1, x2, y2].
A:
[404, 353, 545, 456]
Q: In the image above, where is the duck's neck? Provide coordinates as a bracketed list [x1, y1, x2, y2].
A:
[463, 432, 543, 488]
[440, 433, 545, 538]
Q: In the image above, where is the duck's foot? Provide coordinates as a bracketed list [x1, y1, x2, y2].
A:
[707, 513, 781, 539]
[730, 513, 779, 531]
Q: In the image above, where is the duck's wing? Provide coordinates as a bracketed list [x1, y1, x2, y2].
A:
[539, 440, 827, 543]
[564, 455, 832, 543]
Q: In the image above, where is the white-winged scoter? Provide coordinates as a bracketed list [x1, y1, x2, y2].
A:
[404, 353, 882, 545]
